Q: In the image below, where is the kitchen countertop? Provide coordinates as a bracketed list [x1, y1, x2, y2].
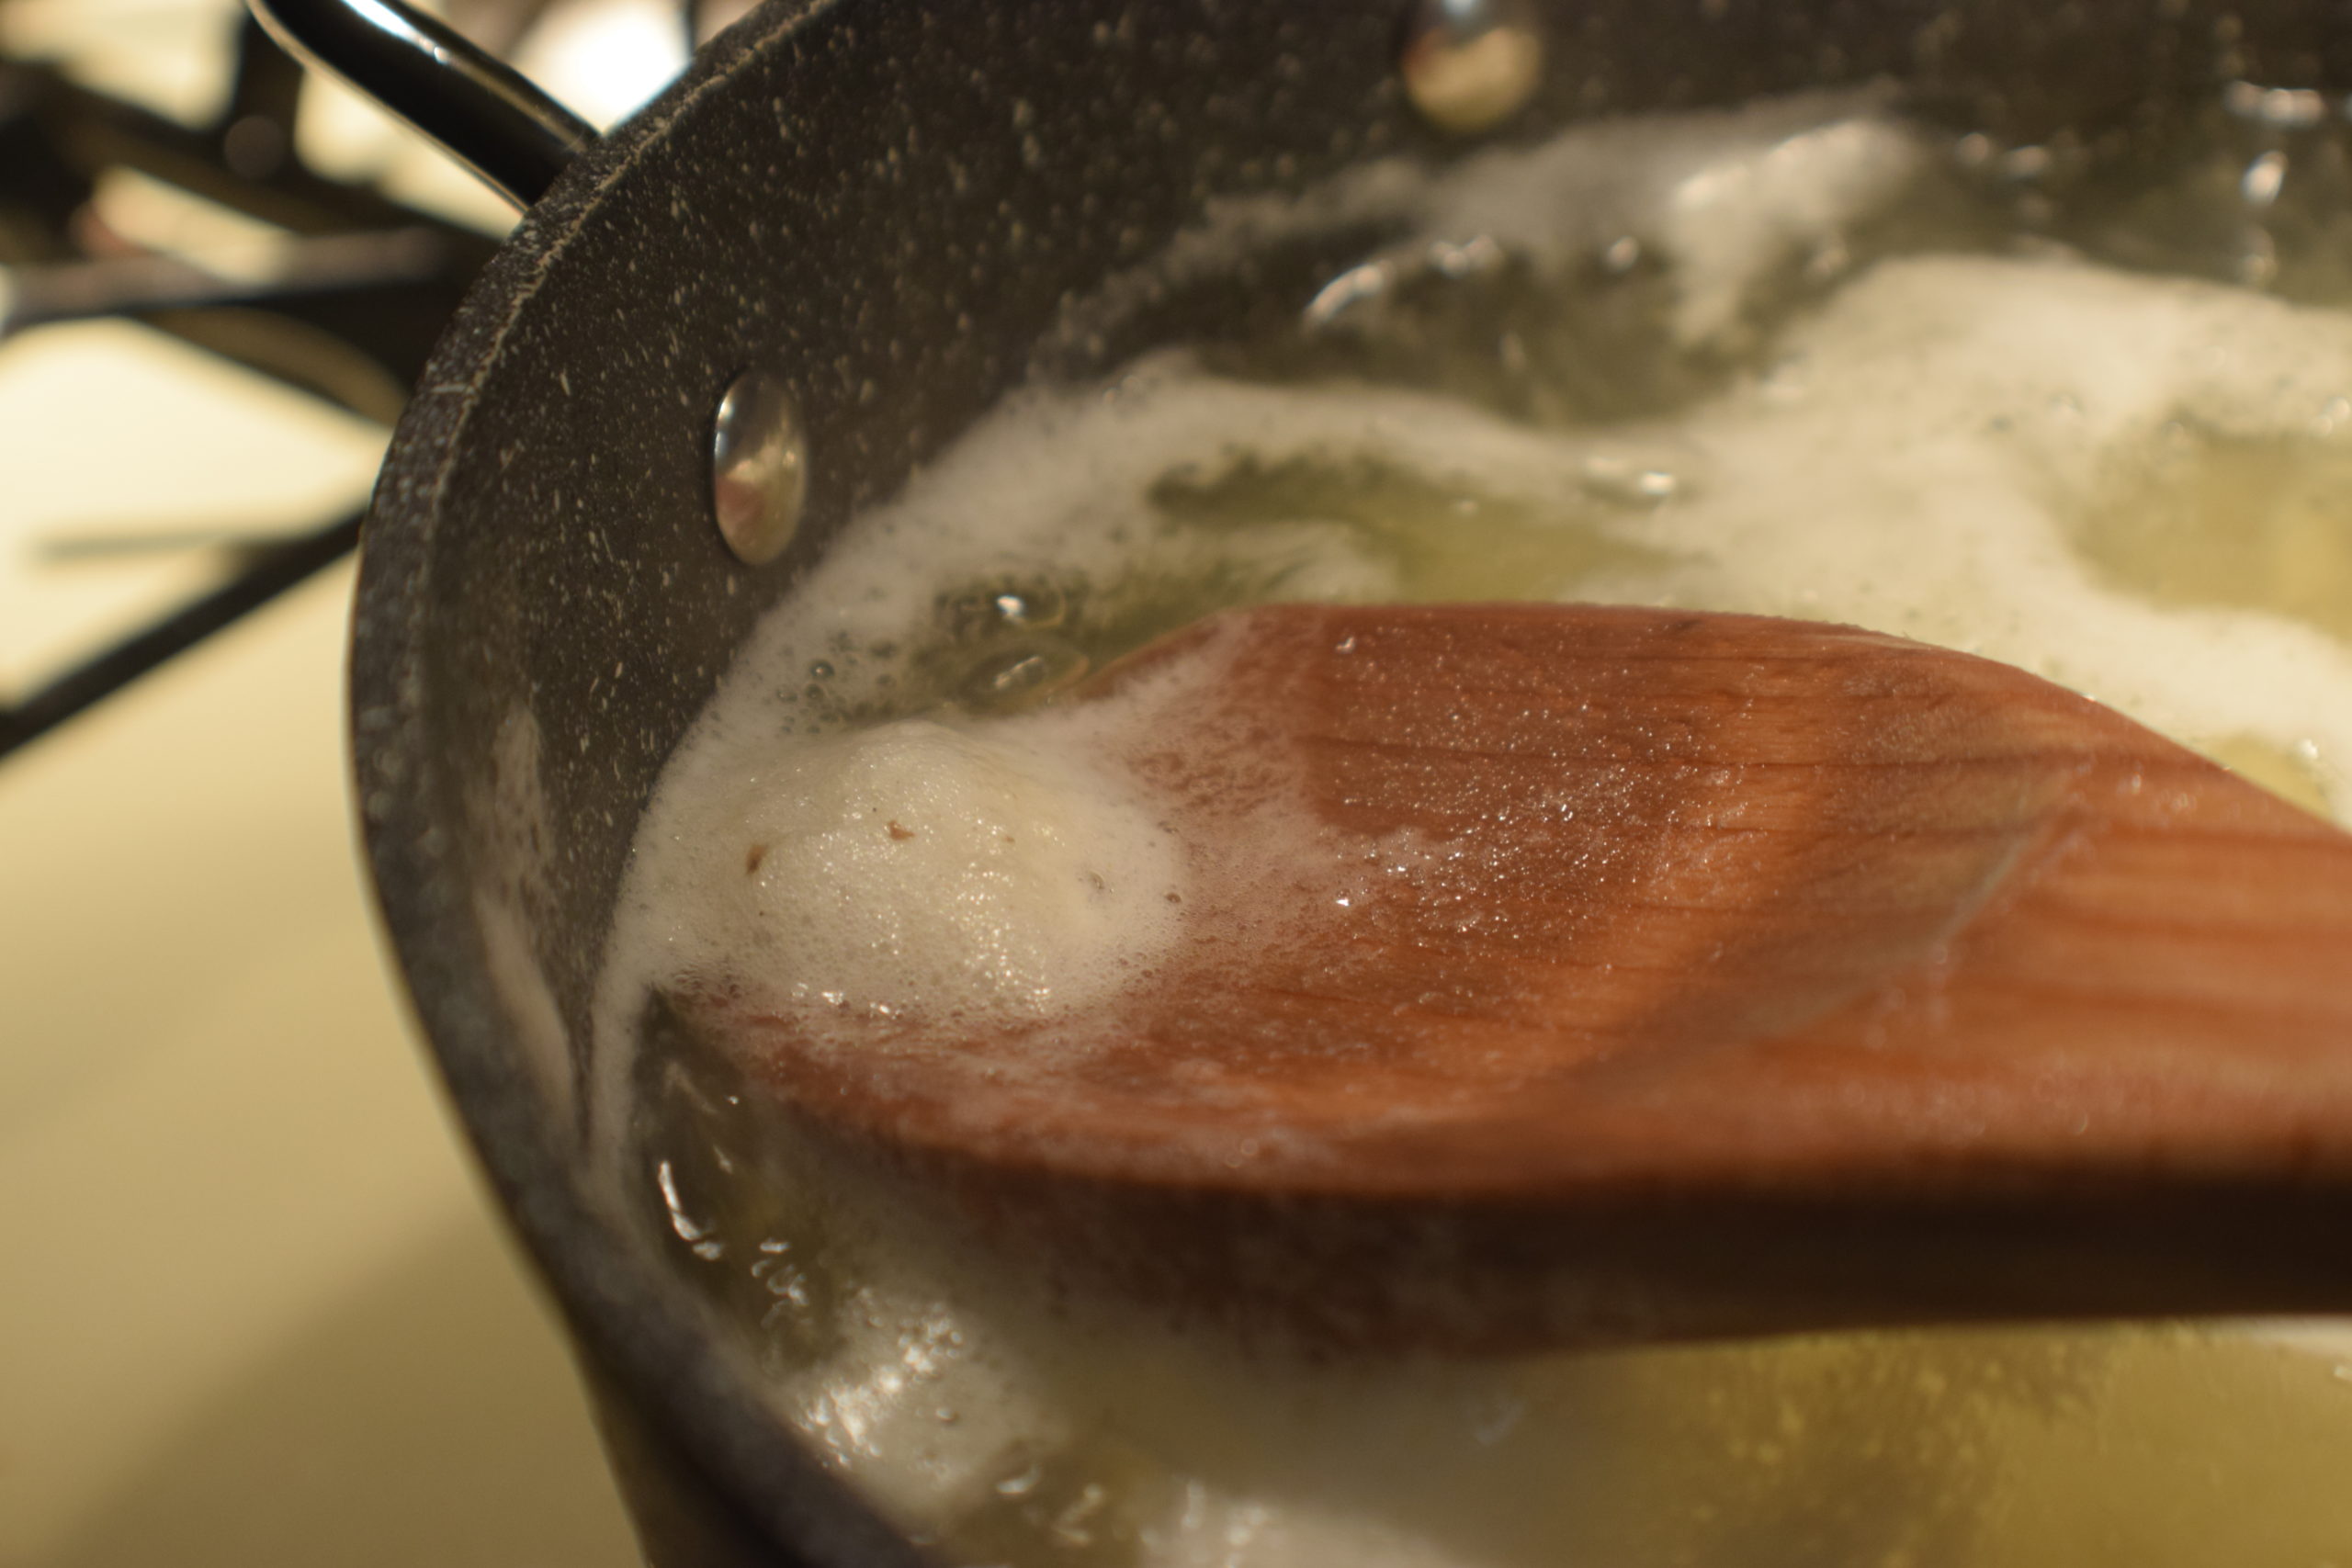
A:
[0, 0, 694, 1546]
[0, 337, 638, 1562]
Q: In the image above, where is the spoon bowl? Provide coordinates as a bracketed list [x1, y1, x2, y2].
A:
[686, 604, 2352, 1348]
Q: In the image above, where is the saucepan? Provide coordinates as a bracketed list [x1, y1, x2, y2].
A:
[251, 0, 2352, 1560]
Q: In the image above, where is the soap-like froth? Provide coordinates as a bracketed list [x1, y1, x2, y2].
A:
[1628, 254, 2352, 765]
[681, 714, 1184, 1032]
[1419, 96, 1928, 344]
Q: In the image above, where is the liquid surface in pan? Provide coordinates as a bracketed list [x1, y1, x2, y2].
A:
[593, 87, 2352, 1566]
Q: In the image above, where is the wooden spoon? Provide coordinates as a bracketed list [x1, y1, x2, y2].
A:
[681, 603, 2352, 1348]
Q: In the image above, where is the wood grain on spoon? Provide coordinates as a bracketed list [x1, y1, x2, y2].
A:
[687, 604, 2352, 1348]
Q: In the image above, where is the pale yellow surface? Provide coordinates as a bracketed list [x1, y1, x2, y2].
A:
[0, 321, 389, 700]
[0, 0, 650, 1553]
[0, 565, 639, 1565]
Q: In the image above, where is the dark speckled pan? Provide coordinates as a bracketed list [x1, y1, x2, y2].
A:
[332, 0, 2352, 1558]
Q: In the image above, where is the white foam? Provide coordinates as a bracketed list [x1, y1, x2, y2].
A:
[1620, 254, 2352, 775]
[1416, 93, 1928, 344]
[695, 715, 1182, 1030]
[1071, 89, 1919, 364]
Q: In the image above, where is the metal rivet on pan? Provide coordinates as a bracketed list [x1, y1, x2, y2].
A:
[1399, 0, 1544, 136]
[709, 367, 808, 566]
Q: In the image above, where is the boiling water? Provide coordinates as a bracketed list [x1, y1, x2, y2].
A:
[596, 88, 2352, 1566]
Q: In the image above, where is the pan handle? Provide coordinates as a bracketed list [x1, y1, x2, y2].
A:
[245, 0, 597, 207]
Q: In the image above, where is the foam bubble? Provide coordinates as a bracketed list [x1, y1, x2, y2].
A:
[1620, 254, 2352, 785]
[1417, 95, 1928, 344]
[712, 716, 1182, 1030]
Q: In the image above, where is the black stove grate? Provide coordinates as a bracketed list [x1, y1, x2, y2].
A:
[0, 16, 498, 758]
